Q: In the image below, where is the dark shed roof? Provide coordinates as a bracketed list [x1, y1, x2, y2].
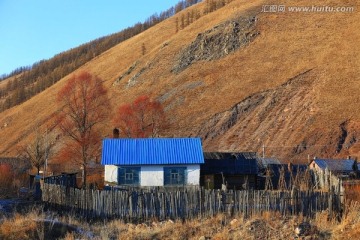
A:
[257, 157, 281, 169]
[313, 159, 355, 172]
[201, 152, 258, 175]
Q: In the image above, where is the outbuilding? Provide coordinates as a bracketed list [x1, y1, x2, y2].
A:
[201, 152, 258, 190]
[309, 158, 358, 179]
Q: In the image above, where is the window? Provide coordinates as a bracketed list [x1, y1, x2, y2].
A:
[164, 167, 186, 186]
[125, 172, 133, 181]
[118, 167, 140, 185]
[171, 170, 179, 181]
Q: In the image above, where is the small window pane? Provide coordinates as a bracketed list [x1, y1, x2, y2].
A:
[125, 173, 133, 180]
[164, 167, 186, 186]
[118, 167, 140, 185]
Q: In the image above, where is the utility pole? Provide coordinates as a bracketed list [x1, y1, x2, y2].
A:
[262, 144, 265, 158]
[43, 128, 49, 179]
[43, 128, 49, 200]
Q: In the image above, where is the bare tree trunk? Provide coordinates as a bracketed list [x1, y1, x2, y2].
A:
[82, 164, 87, 189]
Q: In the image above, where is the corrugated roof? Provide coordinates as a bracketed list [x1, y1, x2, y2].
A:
[202, 152, 258, 175]
[257, 158, 281, 169]
[101, 138, 204, 165]
[203, 152, 257, 160]
[314, 159, 355, 172]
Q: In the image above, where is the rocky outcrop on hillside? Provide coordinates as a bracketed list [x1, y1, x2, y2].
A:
[199, 70, 315, 141]
[173, 16, 259, 73]
[198, 69, 334, 160]
[197, 67, 360, 160]
[113, 61, 138, 86]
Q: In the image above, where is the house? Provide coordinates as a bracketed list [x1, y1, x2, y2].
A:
[101, 138, 204, 187]
[309, 158, 358, 178]
[200, 152, 258, 190]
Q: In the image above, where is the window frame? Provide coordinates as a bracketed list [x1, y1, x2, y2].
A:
[164, 166, 187, 186]
[118, 166, 140, 185]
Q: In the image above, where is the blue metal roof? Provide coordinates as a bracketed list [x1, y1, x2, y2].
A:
[313, 159, 355, 172]
[101, 138, 204, 165]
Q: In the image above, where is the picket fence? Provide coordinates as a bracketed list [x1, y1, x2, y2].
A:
[41, 183, 342, 221]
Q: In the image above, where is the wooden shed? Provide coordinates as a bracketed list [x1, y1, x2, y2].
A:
[201, 152, 258, 190]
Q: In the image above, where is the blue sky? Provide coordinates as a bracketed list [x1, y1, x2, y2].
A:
[0, 0, 181, 75]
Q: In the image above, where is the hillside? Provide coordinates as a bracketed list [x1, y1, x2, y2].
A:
[0, 0, 359, 164]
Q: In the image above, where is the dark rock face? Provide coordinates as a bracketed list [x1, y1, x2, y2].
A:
[173, 16, 259, 73]
[113, 61, 138, 86]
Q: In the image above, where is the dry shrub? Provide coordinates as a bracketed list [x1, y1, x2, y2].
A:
[116, 220, 196, 240]
[86, 172, 104, 189]
[344, 182, 360, 202]
[63, 232, 76, 240]
[96, 219, 127, 239]
[314, 210, 334, 230]
[0, 213, 37, 240]
[260, 210, 282, 222]
[95, 215, 232, 240]
[331, 201, 360, 239]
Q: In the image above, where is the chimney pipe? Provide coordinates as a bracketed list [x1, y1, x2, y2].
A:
[113, 128, 120, 138]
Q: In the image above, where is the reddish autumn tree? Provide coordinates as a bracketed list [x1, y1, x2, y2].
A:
[114, 95, 167, 138]
[56, 71, 109, 188]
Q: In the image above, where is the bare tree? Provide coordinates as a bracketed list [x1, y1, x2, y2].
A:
[56, 71, 109, 188]
[141, 43, 146, 56]
[20, 129, 53, 175]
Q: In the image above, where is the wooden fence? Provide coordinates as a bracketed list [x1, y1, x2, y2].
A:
[312, 168, 343, 193]
[41, 183, 342, 221]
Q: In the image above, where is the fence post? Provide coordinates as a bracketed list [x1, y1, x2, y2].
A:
[328, 186, 334, 219]
[291, 186, 298, 215]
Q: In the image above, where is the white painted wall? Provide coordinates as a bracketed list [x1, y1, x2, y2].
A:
[104, 165, 118, 183]
[104, 164, 201, 186]
[309, 161, 323, 173]
[140, 166, 165, 186]
[186, 164, 201, 186]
